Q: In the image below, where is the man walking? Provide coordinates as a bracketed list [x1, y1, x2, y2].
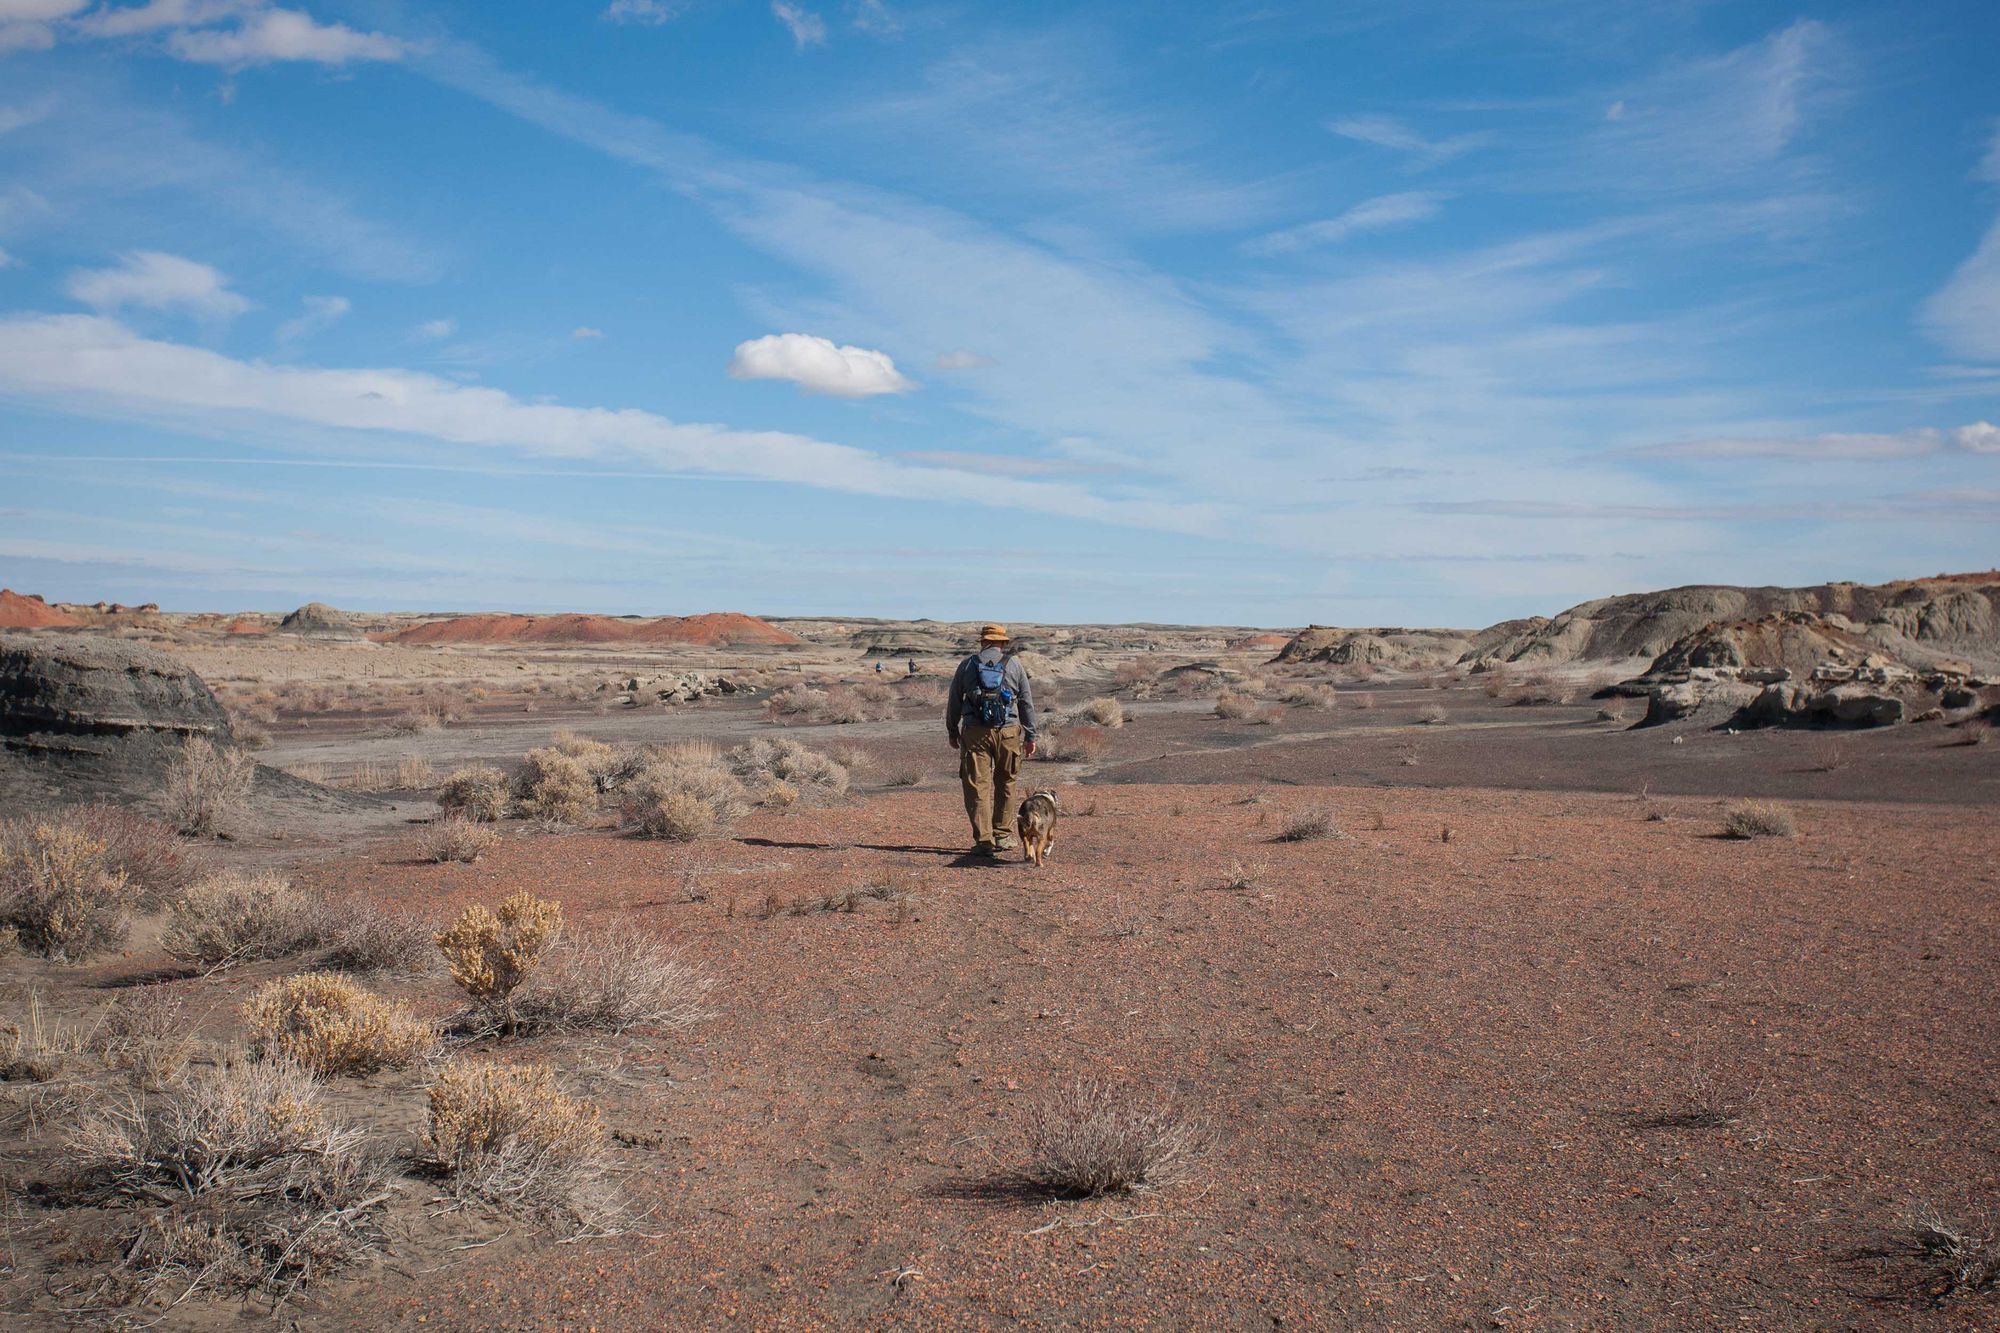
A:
[946, 623, 1038, 857]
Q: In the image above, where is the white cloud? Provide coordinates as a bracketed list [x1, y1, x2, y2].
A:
[1980, 125, 2000, 184]
[1955, 421, 2000, 453]
[1326, 113, 1492, 167]
[0, 19, 57, 50]
[1244, 191, 1445, 256]
[934, 349, 991, 370]
[0, 314, 1212, 533]
[571, 325, 605, 339]
[851, 0, 897, 37]
[64, 251, 250, 319]
[415, 317, 457, 339]
[77, 0, 254, 37]
[166, 7, 405, 65]
[770, 2, 825, 49]
[601, 0, 682, 25]
[728, 332, 913, 397]
[0, 1, 87, 20]
[274, 293, 349, 343]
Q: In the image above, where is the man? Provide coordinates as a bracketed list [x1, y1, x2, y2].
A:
[945, 623, 1038, 857]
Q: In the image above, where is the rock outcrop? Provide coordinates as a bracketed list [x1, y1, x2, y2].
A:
[1272, 626, 1473, 670]
[278, 601, 356, 635]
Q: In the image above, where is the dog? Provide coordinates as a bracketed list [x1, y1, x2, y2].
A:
[1016, 789, 1059, 867]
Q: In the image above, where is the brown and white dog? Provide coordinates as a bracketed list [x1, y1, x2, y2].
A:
[1016, 789, 1059, 867]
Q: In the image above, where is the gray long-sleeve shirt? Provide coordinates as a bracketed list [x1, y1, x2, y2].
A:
[945, 652, 1037, 740]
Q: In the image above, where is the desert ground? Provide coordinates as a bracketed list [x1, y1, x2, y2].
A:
[1, 583, 1997, 1330]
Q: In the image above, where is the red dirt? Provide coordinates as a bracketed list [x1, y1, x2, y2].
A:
[381, 610, 801, 647]
[285, 784, 1998, 1332]
[0, 588, 81, 629]
[1227, 632, 1292, 652]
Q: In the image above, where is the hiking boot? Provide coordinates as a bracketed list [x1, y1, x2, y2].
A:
[971, 841, 997, 858]
[992, 834, 1016, 852]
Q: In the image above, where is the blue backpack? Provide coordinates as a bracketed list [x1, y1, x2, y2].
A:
[971, 656, 1014, 727]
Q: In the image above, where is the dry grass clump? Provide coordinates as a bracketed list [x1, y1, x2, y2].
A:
[100, 987, 200, 1087]
[1213, 690, 1260, 721]
[161, 869, 316, 971]
[386, 707, 442, 735]
[773, 874, 915, 917]
[163, 737, 256, 837]
[1076, 696, 1125, 728]
[1039, 724, 1109, 763]
[512, 746, 599, 826]
[762, 682, 896, 726]
[418, 815, 500, 864]
[0, 817, 137, 961]
[68, 1055, 388, 1300]
[1285, 683, 1338, 709]
[436, 892, 563, 1030]
[1807, 734, 1851, 772]
[437, 764, 510, 822]
[1021, 1077, 1214, 1197]
[1416, 703, 1449, 726]
[312, 901, 438, 976]
[67, 802, 206, 907]
[728, 736, 850, 805]
[619, 745, 751, 841]
[548, 730, 623, 790]
[1723, 800, 1795, 839]
[424, 1060, 607, 1216]
[515, 927, 713, 1033]
[1275, 807, 1339, 842]
[1882, 1204, 2000, 1305]
[244, 973, 434, 1075]
[1, 991, 99, 1082]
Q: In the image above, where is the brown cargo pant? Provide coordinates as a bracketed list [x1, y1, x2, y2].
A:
[957, 721, 1024, 848]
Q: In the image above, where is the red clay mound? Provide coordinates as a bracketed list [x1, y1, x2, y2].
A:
[0, 589, 81, 629]
[1227, 632, 1291, 652]
[628, 612, 801, 646]
[382, 610, 798, 646]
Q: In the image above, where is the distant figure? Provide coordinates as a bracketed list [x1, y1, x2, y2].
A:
[945, 624, 1037, 857]
[907, 657, 917, 676]
[875, 661, 883, 674]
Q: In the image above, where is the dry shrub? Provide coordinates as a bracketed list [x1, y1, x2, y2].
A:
[1597, 701, 1631, 723]
[516, 927, 713, 1033]
[1213, 691, 1259, 721]
[1276, 807, 1338, 842]
[394, 754, 437, 789]
[1723, 800, 1795, 839]
[776, 874, 915, 917]
[1, 990, 99, 1082]
[1417, 703, 1449, 726]
[1881, 1204, 2000, 1305]
[164, 737, 256, 836]
[728, 736, 850, 805]
[1285, 683, 1338, 709]
[899, 678, 948, 708]
[312, 900, 437, 976]
[884, 768, 922, 787]
[822, 742, 878, 780]
[763, 682, 824, 722]
[424, 1060, 607, 1215]
[1022, 1078, 1214, 1197]
[386, 708, 441, 735]
[1077, 697, 1125, 728]
[101, 987, 200, 1087]
[161, 869, 316, 970]
[245, 973, 434, 1075]
[548, 730, 621, 790]
[68, 1055, 387, 1299]
[67, 802, 206, 907]
[512, 747, 598, 826]
[438, 764, 509, 822]
[0, 817, 136, 961]
[620, 746, 750, 841]
[436, 891, 563, 1029]
[1807, 734, 1850, 772]
[419, 815, 500, 864]
[1039, 724, 1109, 763]
[1511, 674, 1573, 706]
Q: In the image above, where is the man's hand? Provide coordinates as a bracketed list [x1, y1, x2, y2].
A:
[1024, 738, 1037, 760]
[946, 732, 959, 750]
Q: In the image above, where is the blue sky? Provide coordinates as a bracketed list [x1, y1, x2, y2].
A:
[0, 0, 1996, 626]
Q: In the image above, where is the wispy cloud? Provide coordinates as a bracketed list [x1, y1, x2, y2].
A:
[770, 2, 825, 49]
[1626, 422, 2000, 461]
[64, 250, 249, 318]
[1243, 191, 1445, 256]
[601, 0, 684, 26]
[934, 349, 991, 370]
[164, 7, 406, 65]
[274, 293, 349, 343]
[0, 313, 1217, 533]
[414, 316, 457, 339]
[1326, 113, 1493, 168]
